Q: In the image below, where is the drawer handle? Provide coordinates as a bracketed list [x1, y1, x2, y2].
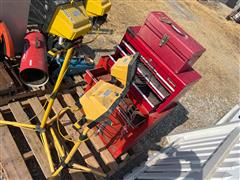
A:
[160, 17, 187, 37]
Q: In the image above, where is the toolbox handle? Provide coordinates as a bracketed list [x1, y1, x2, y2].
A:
[160, 17, 187, 38]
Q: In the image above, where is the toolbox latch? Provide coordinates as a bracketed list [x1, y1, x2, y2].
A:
[159, 34, 169, 47]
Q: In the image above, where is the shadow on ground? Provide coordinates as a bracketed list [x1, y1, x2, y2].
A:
[142, 103, 189, 151]
[78, 44, 115, 60]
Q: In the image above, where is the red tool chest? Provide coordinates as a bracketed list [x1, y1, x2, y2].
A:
[84, 12, 205, 158]
[138, 11, 205, 73]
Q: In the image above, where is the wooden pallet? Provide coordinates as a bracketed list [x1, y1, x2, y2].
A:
[0, 76, 144, 180]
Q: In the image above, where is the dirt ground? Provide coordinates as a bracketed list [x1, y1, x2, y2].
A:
[84, 0, 240, 152]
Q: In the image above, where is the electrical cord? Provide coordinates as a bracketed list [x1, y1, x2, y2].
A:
[82, 28, 100, 45]
[22, 98, 49, 123]
[55, 106, 95, 143]
[57, 118, 95, 143]
[57, 118, 75, 143]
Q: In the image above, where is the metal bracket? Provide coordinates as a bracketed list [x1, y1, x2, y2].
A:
[35, 125, 46, 133]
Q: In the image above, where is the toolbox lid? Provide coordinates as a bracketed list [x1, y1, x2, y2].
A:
[139, 11, 206, 65]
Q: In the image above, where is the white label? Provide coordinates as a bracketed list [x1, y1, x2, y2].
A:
[29, 59, 32, 67]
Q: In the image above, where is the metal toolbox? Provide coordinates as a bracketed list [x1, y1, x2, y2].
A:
[138, 11, 206, 73]
[84, 26, 203, 158]
[121, 26, 201, 113]
[84, 12, 205, 158]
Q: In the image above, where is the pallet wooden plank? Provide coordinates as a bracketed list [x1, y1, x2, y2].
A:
[73, 75, 86, 95]
[27, 97, 67, 149]
[48, 95, 105, 179]
[8, 102, 51, 178]
[62, 93, 118, 171]
[0, 112, 32, 180]
[88, 129, 118, 171]
[28, 97, 86, 180]
[22, 151, 34, 160]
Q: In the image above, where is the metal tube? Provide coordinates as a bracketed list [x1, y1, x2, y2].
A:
[40, 47, 74, 128]
[72, 163, 106, 177]
[50, 127, 65, 158]
[82, 127, 90, 137]
[0, 120, 36, 129]
[41, 132, 55, 173]
[51, 127, 90, 177]
[56, 37, 64, 60]
[47, 107, 70, 125]
[51, 140, 82, 177]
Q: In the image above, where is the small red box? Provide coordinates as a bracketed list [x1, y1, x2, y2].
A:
[138, 12, 206, 73]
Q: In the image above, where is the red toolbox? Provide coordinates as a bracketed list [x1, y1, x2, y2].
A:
[138, 11, 205, 73]
[119, 26, 201, 114]
[84, 27, 202, 158]
[84, 11, 205, 158]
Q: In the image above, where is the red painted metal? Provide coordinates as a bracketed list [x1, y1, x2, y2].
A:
[84, 12, 204, 158]
[138, 12, 206, 73]
[121, 26, 201, 113]
[19, 32, 49, 87]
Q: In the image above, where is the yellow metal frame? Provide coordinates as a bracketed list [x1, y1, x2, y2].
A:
[0, 47, 105, 178]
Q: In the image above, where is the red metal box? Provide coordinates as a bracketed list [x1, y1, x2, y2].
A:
[83, 12, 205, 158]
[138, 11, 205, 73]
[121, 26, 201, 113]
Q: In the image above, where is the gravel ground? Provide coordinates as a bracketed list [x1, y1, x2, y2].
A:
[84, 0, 240, 152]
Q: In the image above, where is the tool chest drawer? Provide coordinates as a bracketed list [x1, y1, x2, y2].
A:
[138, 11, 205, 73]
[116, 42, 171, 101]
